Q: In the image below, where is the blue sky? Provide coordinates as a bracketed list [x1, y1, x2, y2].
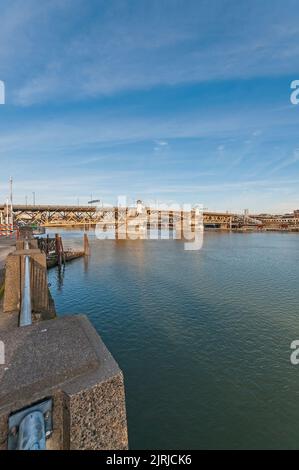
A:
[1, 0, 299, 213]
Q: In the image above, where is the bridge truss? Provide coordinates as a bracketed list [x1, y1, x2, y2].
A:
[0, 205, 233, 230]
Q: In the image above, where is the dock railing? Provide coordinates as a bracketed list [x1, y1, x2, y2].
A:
[19, 244, 32, 327]
[15, 240, 48, 450]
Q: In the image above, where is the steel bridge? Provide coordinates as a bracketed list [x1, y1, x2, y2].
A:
[0, 204, 233, 230]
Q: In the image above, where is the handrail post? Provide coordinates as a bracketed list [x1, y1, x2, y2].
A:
[16, 246, 48, 450]
[19, 254, 32, 327]
[17, 411, 46, 450]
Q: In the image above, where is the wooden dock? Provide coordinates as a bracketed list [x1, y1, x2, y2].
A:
[37, 233, 90, 269]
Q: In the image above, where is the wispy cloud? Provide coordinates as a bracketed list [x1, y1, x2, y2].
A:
[1, 0, 299, 104]
[0, 102, 295, 157]
[270, 148, 299, 173]
[1, 1, 299, 212]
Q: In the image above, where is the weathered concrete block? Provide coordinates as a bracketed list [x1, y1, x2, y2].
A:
[3, 254, 20, 313]
[0, 315, 128, 450]
[29, 240, 38, 249]
[15, 241, 24, 251]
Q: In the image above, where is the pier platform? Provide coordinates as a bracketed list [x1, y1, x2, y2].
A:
[0, 315, 128, 450]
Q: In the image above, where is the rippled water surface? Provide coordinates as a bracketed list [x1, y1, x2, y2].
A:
[47, 230, 299, 449]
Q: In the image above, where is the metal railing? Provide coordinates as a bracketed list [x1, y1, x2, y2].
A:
[20, 239, 31, 325]
[17, 411, 46, 450]
[8, 399, 52, 450]
[16, 239, 48, 450]
[19, 252, 32, 327]
[0, 224, 19, 238]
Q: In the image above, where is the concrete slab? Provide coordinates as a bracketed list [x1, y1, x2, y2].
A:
[0, 306, 18, 331]
[0, 315, 128, 450]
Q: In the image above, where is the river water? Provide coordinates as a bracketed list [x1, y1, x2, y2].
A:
[47, 230, 299, 449]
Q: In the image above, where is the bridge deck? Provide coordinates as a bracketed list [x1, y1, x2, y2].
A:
[0, 204, 233, 217]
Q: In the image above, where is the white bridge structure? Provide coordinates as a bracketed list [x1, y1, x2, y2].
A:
[0, 202, 233, 234]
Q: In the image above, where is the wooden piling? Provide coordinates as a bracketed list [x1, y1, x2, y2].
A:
[46, 234, 49, 255]
[84, 234, 90, 256]
[55, 233, 62, 266]
[59, 236, 65, 265]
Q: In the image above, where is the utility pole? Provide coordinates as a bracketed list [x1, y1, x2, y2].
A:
[32, 192, 36, 206]
[9, 176, 13, 227]
[5, 197, 9, 226]
[25, 195, 28, 207]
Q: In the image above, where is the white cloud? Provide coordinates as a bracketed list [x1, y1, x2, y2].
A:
[154, 140, 169, 152]
[156, 141, 168, 146]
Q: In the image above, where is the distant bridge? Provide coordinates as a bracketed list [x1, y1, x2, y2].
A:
[0, 204, 234, 230]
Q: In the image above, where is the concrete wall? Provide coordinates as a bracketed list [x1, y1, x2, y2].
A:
[3, 249, 49, 314]
[0, 239, 128, 450]
[0, 316, 128, 450]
